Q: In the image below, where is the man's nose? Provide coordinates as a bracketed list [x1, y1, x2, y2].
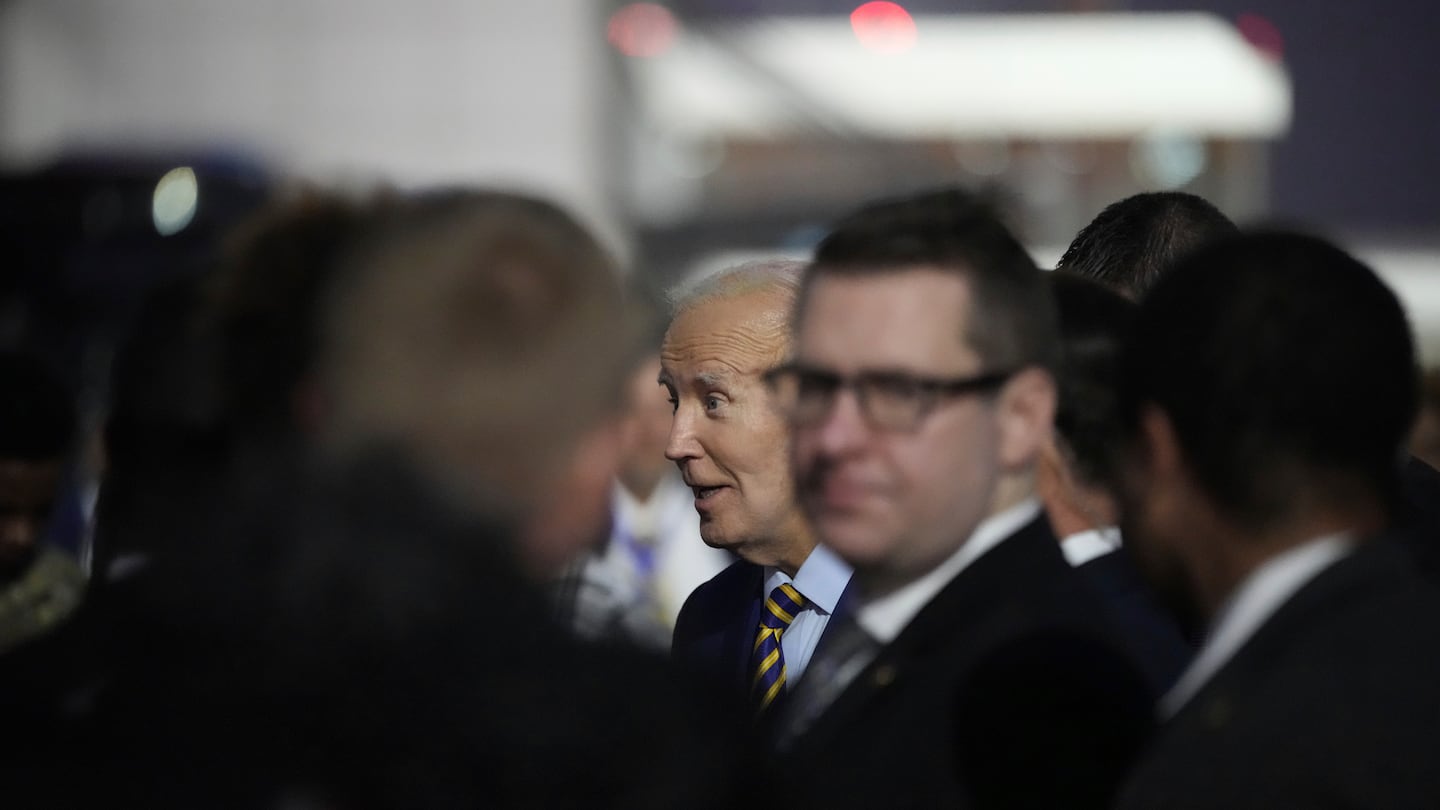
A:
[665, 407, 701, 464]
[808, 388, 871, 456]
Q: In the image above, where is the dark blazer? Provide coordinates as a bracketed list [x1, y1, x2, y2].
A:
[672, 558, 855, 705]
[1116, 537, 1440, 810]
[1399, 455, 1440, 580]
[1078, 546, 1193, 693]
[778, 513, 1153, 810]
[672, 559, 765, 701]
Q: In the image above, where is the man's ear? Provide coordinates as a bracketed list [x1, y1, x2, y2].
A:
[995, 367, 1058, 471]
[1036, 439, 1076, 501]
[1137, 403, 1184, 482]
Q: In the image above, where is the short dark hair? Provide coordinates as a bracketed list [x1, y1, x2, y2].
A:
[1122, 230, 1417, 528]
[807, 187, 1058, 373]
[1047, 272, 1137, 488]
[1057, 192, 1238, 300]
[0, 351, 75, 461]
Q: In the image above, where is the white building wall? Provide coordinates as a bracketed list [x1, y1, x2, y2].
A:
[0, 0, 624, 252]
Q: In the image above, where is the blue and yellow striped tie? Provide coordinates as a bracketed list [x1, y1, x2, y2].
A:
[752, 583, 806, 716]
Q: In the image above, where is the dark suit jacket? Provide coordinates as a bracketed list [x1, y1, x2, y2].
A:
[778, 513, 1153, 810]
[1399, 455, 1440, 580]
[672, 559, 765, 702]
[1078, 547, 1193, 693]
[672, 558, 855, 707]
[1116, 537, 1440, 810]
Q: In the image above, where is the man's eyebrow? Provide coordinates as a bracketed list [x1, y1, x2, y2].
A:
[658, 368, 733, 388]
[695, 370, 729, 388]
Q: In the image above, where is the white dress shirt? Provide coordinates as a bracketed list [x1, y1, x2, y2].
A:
[762, 543, 853, 683]
[1159, 532, 1355, 718]
[1060, 526, 1123, 567]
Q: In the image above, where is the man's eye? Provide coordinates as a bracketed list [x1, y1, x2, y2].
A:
[704, 396, 724, 412]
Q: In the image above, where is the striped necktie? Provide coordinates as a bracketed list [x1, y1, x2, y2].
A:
[752, 583, 806, 716]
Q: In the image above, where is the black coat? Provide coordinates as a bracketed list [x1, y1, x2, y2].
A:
[777, 513, 1154, 810]
[1115, 537, 1440, 810]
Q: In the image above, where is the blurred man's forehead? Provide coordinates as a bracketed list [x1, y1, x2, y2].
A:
[797, 270, 977, 368]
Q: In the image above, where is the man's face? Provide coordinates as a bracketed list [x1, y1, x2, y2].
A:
[791, 270, 1011, 590]
[1112, 409, 1208, 641]
[660, 290, 807, 567]
[0, 458, 62, 581]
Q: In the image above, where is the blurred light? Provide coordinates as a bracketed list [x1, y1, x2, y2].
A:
[955, 140, 1011, 177]
[658, 133, 727, 180]
[152, 167, 198, 236]
[608, 3, 678, 59]
[1130, 133, 1207, 189]
[851, 2, 917, 55]
[1043, 142, 1100, 175]
[1236, 12, 1283, 61]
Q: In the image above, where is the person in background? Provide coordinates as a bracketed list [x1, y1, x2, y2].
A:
[666, 260, 853, 722]
[1061, 189, 1440, 580]
[1037, 272, 1191, 691]
[1113, 231, 1440, 809]
[1055, 190, 1238, 300]
[560, 338, 732, 648]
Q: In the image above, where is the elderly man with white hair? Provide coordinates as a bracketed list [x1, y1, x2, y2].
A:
[664, 259, 854, 723]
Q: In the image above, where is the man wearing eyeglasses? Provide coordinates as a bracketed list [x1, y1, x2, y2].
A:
[769, 188, 1152, 809]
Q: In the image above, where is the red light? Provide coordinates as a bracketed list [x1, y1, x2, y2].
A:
[1236, 12, 1284, 61]
[608, 3, 678, 59]
[851, 2, 917, 54]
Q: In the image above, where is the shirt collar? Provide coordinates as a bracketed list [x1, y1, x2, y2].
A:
[1160, 531, 1355, 718]
[857, 498, 1043, 644]
[763, 542, 853, 616]
[1060, 526, 1122, 567]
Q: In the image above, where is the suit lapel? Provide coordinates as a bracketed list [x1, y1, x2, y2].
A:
[1167, 537, 1411, 731]
[793, 514, 1062, 753]
[726, 563, 766, 694]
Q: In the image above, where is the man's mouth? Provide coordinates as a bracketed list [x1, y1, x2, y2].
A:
[692, 485, 724, 501]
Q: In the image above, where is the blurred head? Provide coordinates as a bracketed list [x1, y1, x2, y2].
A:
[660, 259, 812, 573]
[210, 191, 382, 443]
[1038, 273, 1138, 523]
[320, 190, 633, 578]
[1057, 191, 1238, 300]
[784, 188, 1058, 593]
[1116, 231, 1417, 620]
[0, 351, 75, 581]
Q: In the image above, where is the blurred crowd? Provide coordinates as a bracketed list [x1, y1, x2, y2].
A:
[0, 180, 1438, 809]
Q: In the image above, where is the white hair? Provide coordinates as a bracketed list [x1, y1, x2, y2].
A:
[665, 258, 808, 319]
